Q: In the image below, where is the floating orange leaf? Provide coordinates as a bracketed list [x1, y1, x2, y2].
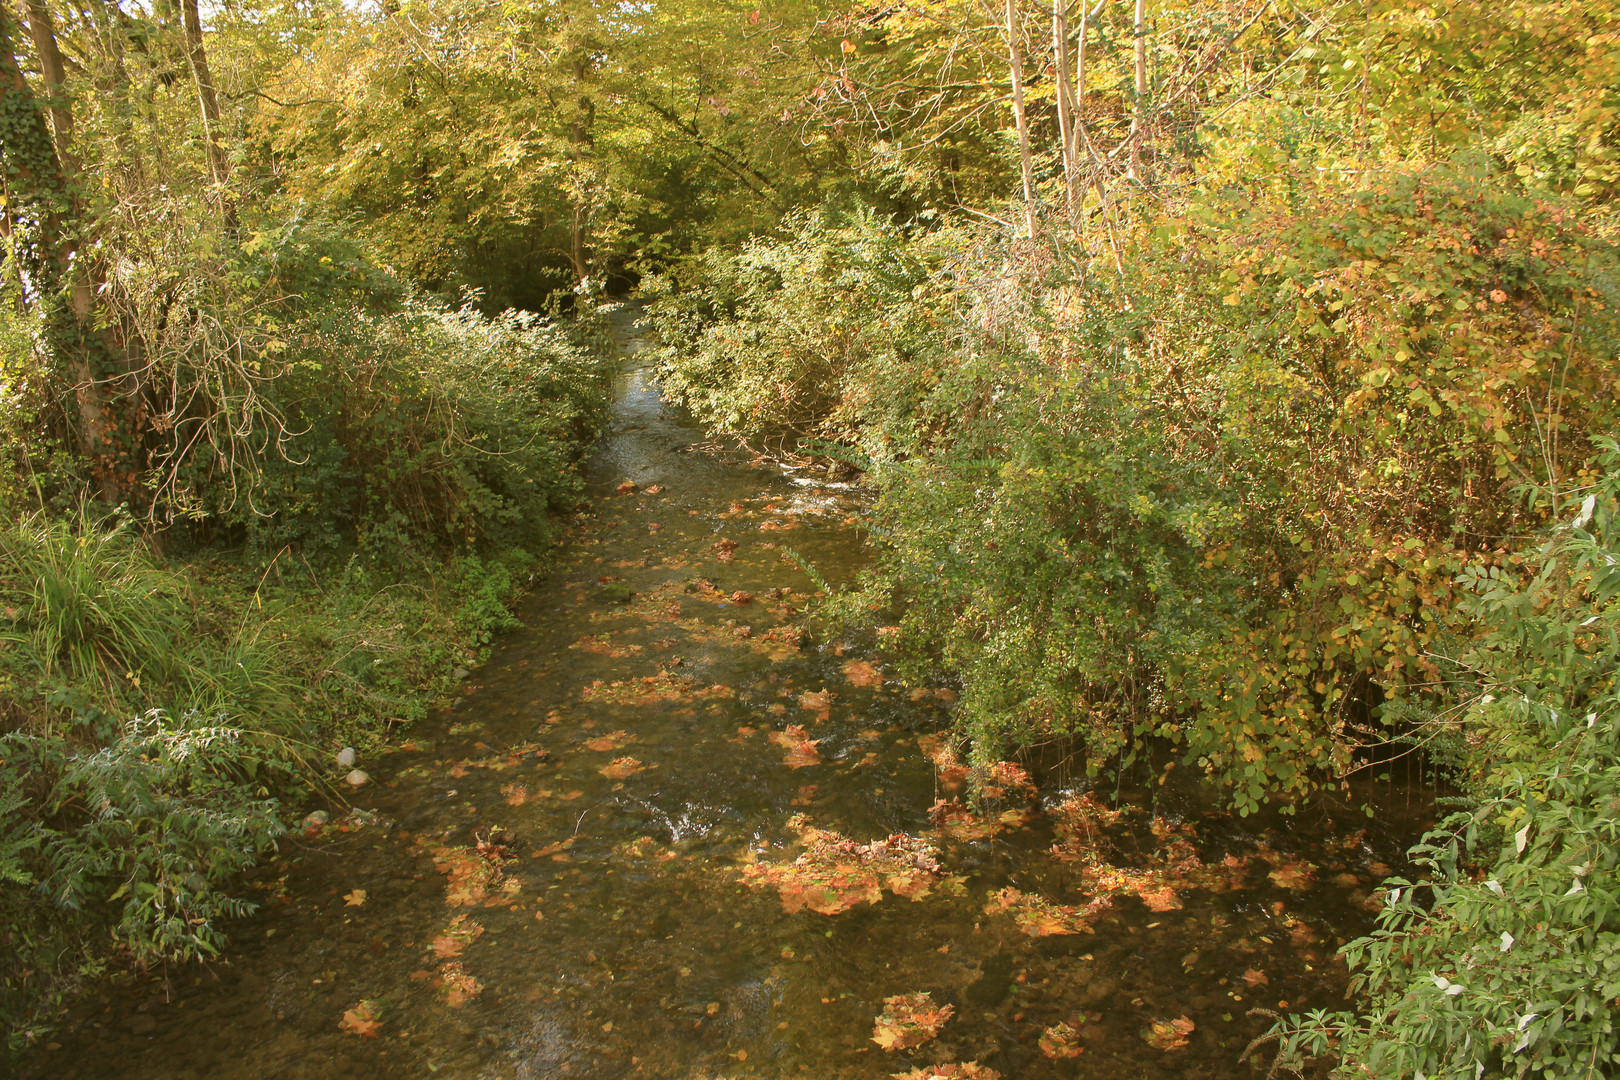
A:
[1267, 863, 1316, 890]
[582, 729, 634, 752]
[842, 659, 882, 688]
[338, 1000, 384, 1040]
[982, 887, 1109, 937]
[798, 689, 832, 720]
[430, 915, 484, 959]
[769, 725, 821, 769]
[437, 962, 482, 1008]
[1242, 967, 1270, 988]
[872, 992, 954, 1051]
[1039, 1020, 1084, 1059]
[929, 800, 1031, 842]
[740, 817, 946, 915]
[599, 756, 645, 780]
[890, 1066, 1000, 1080]
[1142, 1016, 1195, 1051]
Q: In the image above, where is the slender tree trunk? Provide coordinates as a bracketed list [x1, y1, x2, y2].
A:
[21, 0, 69, 147]
[1005, 0, 1037, 237]
[566, 56, 596, 285]
[1128, 0, 1147, 180]
[1051, 0, 1078, 222]
[2, 0, 122, 502]
[177, 0, 232, 224]
[1070, 0, 1122, 270]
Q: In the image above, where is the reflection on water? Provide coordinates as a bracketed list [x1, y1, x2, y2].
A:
[28, 315, 1429, 1080]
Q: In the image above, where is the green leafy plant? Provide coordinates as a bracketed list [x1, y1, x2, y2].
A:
[1284, 444, 1620, 1077]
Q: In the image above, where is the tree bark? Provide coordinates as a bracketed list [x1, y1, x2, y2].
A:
[1128, 0, 1147, 180]
[177, 0, 232, 221]
[2, 0, 121, 503]
[1051, 0, 1078, 222]
[1005, 0, 1037, 237]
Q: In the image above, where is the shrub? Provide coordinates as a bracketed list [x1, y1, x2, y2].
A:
[644, 205, 956, 466]
[835, 164, 1619, 810]
[1284, 444, 1620, 1078]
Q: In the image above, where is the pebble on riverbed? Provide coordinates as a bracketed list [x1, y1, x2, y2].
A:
[345, 769, 370, 788]
[336, 746, 356, 769]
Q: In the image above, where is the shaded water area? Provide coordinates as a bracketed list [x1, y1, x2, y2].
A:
[29, 320, 1433, 1080]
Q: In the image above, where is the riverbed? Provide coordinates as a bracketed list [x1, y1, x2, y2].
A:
[29, 319, 1429, 1080]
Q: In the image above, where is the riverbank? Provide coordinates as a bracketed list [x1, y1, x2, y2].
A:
[19, 329, 1435, 1080]
[0, 309, 616, 1053]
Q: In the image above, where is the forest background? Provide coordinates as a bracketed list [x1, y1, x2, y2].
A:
[1, 0, 1617, 1075]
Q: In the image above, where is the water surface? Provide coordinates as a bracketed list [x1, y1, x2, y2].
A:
[29, 319, 1430, 1080]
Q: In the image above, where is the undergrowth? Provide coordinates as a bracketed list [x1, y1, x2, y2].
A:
[0, 292, 613, 1050]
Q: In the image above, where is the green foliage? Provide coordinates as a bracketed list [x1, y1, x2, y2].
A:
[820, 163, 1618, 812]
[1284, 445, 1620, 1078]
[260, 0, 836, 308]
[0, 711, 286, 1044]
[646, 206, 956, 463]
[0, 512, 300, 743]
[223, 294, 610, 558]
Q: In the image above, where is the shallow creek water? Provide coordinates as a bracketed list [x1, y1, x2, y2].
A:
[29, 321, 1432, 1080]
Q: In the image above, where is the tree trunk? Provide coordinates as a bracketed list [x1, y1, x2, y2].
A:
[1128, 0, 1147, 180]
[21, 0, 69, 148]
[177, 0, 232, 222]
[1005, 0, 1037, 237]
[566, 54, 596, 285]
[1051, 0, 1078, 222]
[4, 0, 126, 503]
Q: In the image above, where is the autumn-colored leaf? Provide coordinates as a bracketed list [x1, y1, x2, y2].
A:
[983, 886, 1109, 936]
[437, 962, 482, 1007]
[842, 659, 882, 687]
[1241, 967, 1270, 988]
[979, 760, 1034, 799]
[582, 729, 634, 752]
[798, 689, 832, 720]
[339, 1000, 384, 1039]
[430, 915, 484, 959]
[891, 1064, 1000, 1080]
[1137, 883, 1184, 912]
[1039, 1020, 1084, 1059]
[615, 480, 637, 495]
[343, 889, 367, 907]
[599, 756, 645, 779]
[739, 817, 946, 915]
[428, 844, 505, 908]
[872, 992, 954, 1051]
[1268, 863, 1316, 890]
[770, 725, 821, 769]
[1142, 1016, 1195, 1051]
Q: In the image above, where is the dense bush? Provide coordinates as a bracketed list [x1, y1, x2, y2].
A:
[1285, 445, 1620, 1078]
[815, 165, 1620, 812]
[111, 212, 613, 559]
[651, 166, 1619, 812]
[644, 206, 957, 465]
[0, 216, 613, 1045]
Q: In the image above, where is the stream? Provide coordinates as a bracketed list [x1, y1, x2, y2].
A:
[28, 317, 1433, 1080]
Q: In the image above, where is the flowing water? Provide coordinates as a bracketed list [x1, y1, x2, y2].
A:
[28, 319, 1432, 1080]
